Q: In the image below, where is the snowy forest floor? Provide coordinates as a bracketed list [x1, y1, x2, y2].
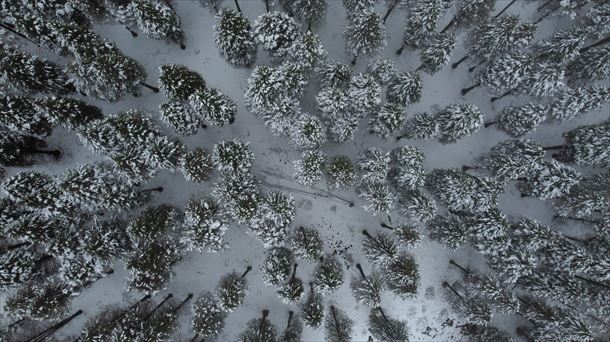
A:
[1, 0, 608, 341]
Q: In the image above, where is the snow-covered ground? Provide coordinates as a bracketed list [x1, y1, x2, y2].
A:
[1, 0, 608, 341]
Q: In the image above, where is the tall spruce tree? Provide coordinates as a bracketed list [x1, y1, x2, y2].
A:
[216, 266, 252, 312]
[426, 169, 502, 213]
[214, 8, 257, 68]
[128, 0, 185, 48]
[344, 9, 386, 65]
[325, 305, 353, 342]
[417, 32, 456, 74]
[158, 64, 206, 102]
[435, 104, 484, 144]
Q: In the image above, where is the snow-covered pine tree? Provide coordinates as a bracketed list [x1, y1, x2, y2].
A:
[435, 104, 484, 144]
[361, 230, 398, 266]
[125, 204, 179, 244]
[145, 135, 187, 171]
[347, 73, 382, 118]
[289, 114, 327, 151]
[245, 65, 281, 114]
[441, 0, 495, 32]
[215, 266, 252, 312]
[277, 263, 305, 303]
[367, 57, 397, 85]
[127, 0, 185, 48]
[359, 182, 397, 216]
[4, 278, 70, 321]
[417, 32, 456, 74]
[192, 291, 227, 339]
[1, 171, 67, 214]
[549, 85, 610, 122]
[58, 162, 142, 212]
[68, 51, 151, 102]
[368, 308, 409, 342]
[0, 96, 52, 138]
[316, 87, 359, 143]
[284, 32, 326, 70]
[567, 45, 610, 84]
[386, 71, 422, 106]
[369, 102, 408, 138]
[291, 0, 327, 28]
[426, 213, 468, 249]
[318, 61, 352, 89]
[253, 11, 300, 59]
[111, 147, 158, 183]
[259, 97, 302, 137]
[0, 245, 43, 290]
[390, 145, 426, 190]
[214, 8, 257, 68]
[293, 150, 326, 187]
[126, 240, 181, 293]
[82, 217, 131, 264]
[343, 0, 379, 16]
[249, 191, 296, 248]
[0, 47, 72, 95]
[518, 159, 581, 200]
[312, 254, 344, 295]
[460, 324, 513, 341]
[80, 302, 146, 342]
[289, 226, 324, 262]
[325, 305, 353, 342]
[280, 311, 303, 342]
[344, 9, 386, 64]
[534, 26, 590, 64]
[398, 189, 437, 223]
[480, 139, 545, 181]
[189, 86, 237, 126]
[401, 112, 439, 141]
[553, 175, 610, 219]
[496, 62, 565, 101]
[212, 171, 261, 222]
[325, 155, 356, 190]
[275, 62, 310, 99]
[261, 247, 295, 287]
[158, 64, 205, 102]
[558, 120, 610, 168]
[137, 293, 193, 341]
[350, 263, 385, 308]
[494, 103, 548, 138]
[182, 197, 228, 253]
[302, 282, 324, 328]
[109, 298, 161, 341]
[0, 131, 46, 167]
[181, 147, 214, 183]
[426, 168, 503, 213]
[358, 147, 391, 184]
[37, 96, 103, 132]
[212, 139, 254, 174]
[385, 252, 419, 298]
[397, 0, 451, 52]
[239, 309, 278, 342]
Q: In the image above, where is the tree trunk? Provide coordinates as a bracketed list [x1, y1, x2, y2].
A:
[241, 265, 253, 278]
[376, 307, 390, 324]
[534, 7, 559, 24]
[307, 20, 312, 32]
[171, 293, 193, 314]
[189, 333, 199, 342]
[493, 0, 518, 19]
[291, 263, 298, 280]
[362, 230, 372, 239]
[574, 275, 610, 290]
[448, 260, 470, 274]
[490, 89, 513, 102]
[350, 55, 357, 65]
[287, 310, 294, 329]
[142, 83, 160, 93]
[7, 241, 31, 251]
[442, 281, 463, 299]
[396, 134, 407, 141]
[579, 35, 610, 53]
[452, 55, 470, 69]
[234, 0, 242, 13]
[468, 59, 486, 73]
[139, 186, 164, 193]
[461, 82, 481, 96]
[415, 64, 424, 72]
[461, 165, 481, 171]
[0, 22, 41, 46]
[396, 43, 406, 55]
[29, 149, 61, 158]
[27, 310, 83, 342]
[380, 222, 394, 230]
[383, 1, 398, 23]
[484, 121, 497, 128]
[330, 306, 342, 337]
[440, 17, 457, 34]
[537, 0, 554, 11]
[259, 309, 270, 333]
[356, 263, 367, 279]
[542, 144, 565, 151]
[144, 293, 173, 320]
[125, 26, 138, 37]
[264, 0, 269, 12]
[554, 215, 600, 225]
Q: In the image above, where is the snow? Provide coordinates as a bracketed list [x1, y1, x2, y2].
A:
[1, 1, 609, 341]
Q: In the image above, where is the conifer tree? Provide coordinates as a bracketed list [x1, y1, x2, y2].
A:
[400, 112, 439, 141]
[68, 52, 151, 102]
[350, 263, 385, 308]
[493, 62, 565, 101]
[0, 245, 42, 290]
[426, 169, 502, 213]
[360, 182, 396, 216]
[368, 308, 409, 342]
[216, 266, 252, 312]
[426, 213, 468, 249]
[189, 86, 237, 126]
[442, 0, 495, 33]
[182, 197, 228, 253]
[281, 311, 303, 342]
[567, 45, 610, 84]
[396, 0, 451, 52]
[289, 114, 327, 151]
[110, 297, 165, 341]
[534, 26, 590, 64]
[369, 102, 407, 138]
[1, 171, 67, 214]
[344, 9, 386, 64]
[261, 247, 295, 287]
[325, 155, 356, 190]
[128, 0, 185, 48]
[387, 72, 422, 106]
[553, 176, 610, 219]
[145, 136, 187, 171]
[249, 191, 296, 248]
[0, 96, 52, 138]
[390, 146, 426, 191]
[127, 204, 181, 243]
[343, 0, 379, 16]
[212, 139, 254, 174]
[558, 121, 610, 168]
[83, 217, 131, 263]
[239, 309, 278, 342]
[136, 293, 193, 341]
[480, 139, 545, 181]
[126, 240, 181, 293]
[80, 298, 151, 342]
[435, 104, 484, 144]
[518, 159, 581, 200]
[312, 254, 344, 295]
[289, 226, 324, 262]
[417, 32, 456, 74]
[214, 8, 258, 68]
[245, 65, 281, 115]
[192, 291, 227, 338]
[282, 31, 327, 69]
[367, 57, 398, 85]
[253, 11, 300, 59]
[358, 147, 391, 184]
[158, 64, 206, 102]
[181, 147, 214, 183]
[275, 62, 310, 99]
[0, 47, 72, 95]
[277, 263, 305, 303]
[0, 132, 47, 167]
[112, 147, 159, 183]
[347, 73, 382, 118]
[494, 104, 548, 138]
[260, 97, 302, 137]
[212, 171, 261, 223]
[362, 230, 398, 266]
[398, 190, 437, 223]
[293, 150, 326, 187]
[325, 305, 353, 342]
[38, 96, 103, 132]
[291, 0, 328, 28]
[318, 61, 352, 89]
[302, 282, 324, 328]
[549, 85, 610, 122]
